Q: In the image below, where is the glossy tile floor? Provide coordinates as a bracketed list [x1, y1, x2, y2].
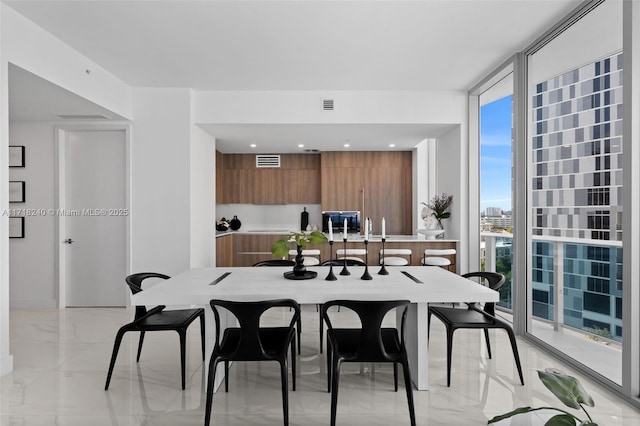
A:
[1, 306, 639, 425]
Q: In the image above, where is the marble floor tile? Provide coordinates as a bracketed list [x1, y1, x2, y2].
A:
[0, 306, 638, 425]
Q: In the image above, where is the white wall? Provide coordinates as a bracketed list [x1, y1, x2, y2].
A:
[436, 125, 467, 271]
[0, 0, 13, 377]
[131, 88, 192, 275]
[195, 90, 466, 124]
[189, 120, 216, 267]
[8, 122, 57, 308]
[1, 5, 132, 120]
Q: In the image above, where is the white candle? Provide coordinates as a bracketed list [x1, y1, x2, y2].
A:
[382, 217, 386, 239]
[328, 220, 333, 241]
[343, 218, 348, 240]
[364, 218, 369, 241]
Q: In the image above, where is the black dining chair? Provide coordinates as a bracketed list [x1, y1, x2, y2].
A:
[105, 272, 205, 390]
[253, 259, 301, 354]
[204, 299, 300, 426]
[321, 299, 416, 426]
[427, 271, 524, 387]
[316, 259, 366, 353]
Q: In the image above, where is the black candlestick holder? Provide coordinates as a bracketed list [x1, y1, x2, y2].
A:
[325, 240, 337, 281]
[361, 240, 372, 280]
[378, 238, 389, 275]
[340, 238, 350, 275]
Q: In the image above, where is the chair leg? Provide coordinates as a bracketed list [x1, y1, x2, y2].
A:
[326, 338, 332, 393]
[178, 329, 187, 390]
[105, 329, 127, 390]
[291, 335, 297, 391]
[330, 359, 342, 426]
[446, 327, 455, 387]
[280, 359, 290, 426]
[296, 316, 302, 354]
[225, 361, 229, 392]
[393, 362, 398, 392]
[204, 357, 221, 426]
[319, 309, 324, 354]
[199, 313, 206, 361]
[484, 328, 492, 359]
[401, 360, 417, 426]
[505, 327, 525, 385]
[136, 330, 145, 362]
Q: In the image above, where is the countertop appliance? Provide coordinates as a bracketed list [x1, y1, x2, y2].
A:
[322, 211, 361, 234]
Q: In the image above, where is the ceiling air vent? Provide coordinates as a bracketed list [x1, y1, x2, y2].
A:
[322, 99, 334, 111]
[256, 154, 281, 168]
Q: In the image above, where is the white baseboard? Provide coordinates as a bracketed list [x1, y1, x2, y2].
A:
[10, 298, 57, 310]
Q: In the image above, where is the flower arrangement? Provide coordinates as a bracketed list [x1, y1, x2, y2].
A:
[271, 231, 328, 259]
[422, 193, 453, 221]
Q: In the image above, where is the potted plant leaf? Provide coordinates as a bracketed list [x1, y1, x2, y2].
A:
[421, 193, 453, 233]
[272, 231, 328, 279]
[488, 369, 597, 425]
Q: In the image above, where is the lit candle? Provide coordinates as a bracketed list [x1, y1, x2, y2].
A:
[328, 220, 333, 241]
[364, 218, 369, 241]
[343, 218, 348, 240]
[382, 217, 386, 239]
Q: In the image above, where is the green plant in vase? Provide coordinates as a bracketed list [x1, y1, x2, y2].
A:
[272, 231, 328, 277]
[489, 369, 597, 425]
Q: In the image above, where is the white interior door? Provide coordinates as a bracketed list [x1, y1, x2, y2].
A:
[63, 130, 127, 307]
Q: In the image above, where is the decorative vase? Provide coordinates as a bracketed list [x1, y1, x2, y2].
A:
[229, 215, 242, 231]
[436, 218, 445, 238]
[293, 245, 306, 276]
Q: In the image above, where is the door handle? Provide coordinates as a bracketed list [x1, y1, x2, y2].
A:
[64, 239, 74, 244]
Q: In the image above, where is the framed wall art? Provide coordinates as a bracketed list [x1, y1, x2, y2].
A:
[9, 145, 25, 168]
[9, 217, 24, 238]
[9, 181, 25, 203]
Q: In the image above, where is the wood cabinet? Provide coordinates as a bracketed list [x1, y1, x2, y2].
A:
[321, 152, 412, 235]
[215, 233, 235, 267]
[216, 153, 321, 204]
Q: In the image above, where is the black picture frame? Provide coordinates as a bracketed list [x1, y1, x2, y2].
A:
[9, 217, 25, 238]
[9, 145, 25, 168]
[9, 181, 25, 203]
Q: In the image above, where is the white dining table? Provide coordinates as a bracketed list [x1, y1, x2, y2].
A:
[131, 265, 498, 391]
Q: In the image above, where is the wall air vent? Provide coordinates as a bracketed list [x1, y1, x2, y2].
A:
[256, 154, 281, 168]
[57, 114, 110, 120]
[322, 99, 334, 111]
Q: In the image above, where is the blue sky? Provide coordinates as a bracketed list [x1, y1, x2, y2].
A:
[480, 95, 512, 213]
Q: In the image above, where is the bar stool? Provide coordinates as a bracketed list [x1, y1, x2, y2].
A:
[288, 249, 321, 266]
[422, 248, 456, 270]
[335, 248, 367, 263]
[379, 248, 412, 266]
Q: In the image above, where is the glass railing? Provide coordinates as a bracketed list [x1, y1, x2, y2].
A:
[480, 232, 513, 310]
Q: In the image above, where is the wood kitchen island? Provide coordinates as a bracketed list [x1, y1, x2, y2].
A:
[215, 231, 457, 271]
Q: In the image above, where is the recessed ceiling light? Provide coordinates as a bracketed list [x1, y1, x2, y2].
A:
[344, 143, 350, 148]
[298, 144, 304, 148]
[389, 144, 396, 147]
[250, 144, 257, 148]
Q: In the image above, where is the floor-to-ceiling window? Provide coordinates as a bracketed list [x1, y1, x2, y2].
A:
[526, 0, 623, 384]
[480, 78, 514, 310]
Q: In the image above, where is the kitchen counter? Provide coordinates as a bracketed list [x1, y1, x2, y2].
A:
[215, 230, 458, 269]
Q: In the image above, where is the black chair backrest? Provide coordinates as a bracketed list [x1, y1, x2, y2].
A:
[320, 259, 366, 267]
[252, 259, 296, 267]
[125, 272, 170, 319]
[321, 299, 410, 361]
[209, 299, 300, 360]
[461, 272, 505, 315]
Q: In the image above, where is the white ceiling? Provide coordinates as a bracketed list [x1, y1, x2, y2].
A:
[4, 0, 582, 151]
